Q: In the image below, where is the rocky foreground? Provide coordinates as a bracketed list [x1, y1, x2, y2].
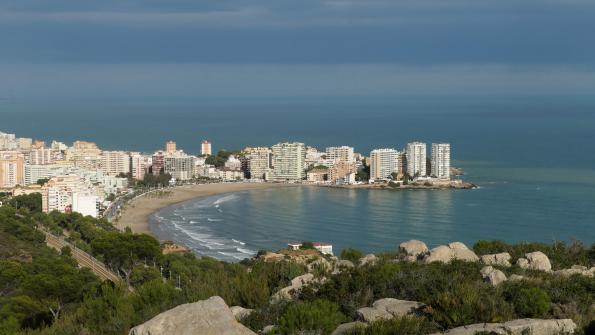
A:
[130, 240, 594, 335]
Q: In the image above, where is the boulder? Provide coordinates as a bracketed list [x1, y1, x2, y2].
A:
[509, 274, 526, 282]
[423, 243, 479, 264]
[262, 325, 276, 334]
[356, 307, 392, 323]
[270, 273, 315, 303]
[357, 298, 423, 323]
[447, 242, 468, 250]
[480, 252, 512, 267]
[359, 254, 378, 267]
[480, 266, 507, 286]
[331, 322, 367, 335]
[516, 251, 552, 272]
[373, 298, 423, 317]
[429, 318, 577, 335]
[554, 265, 594, 278]
[230, 306, 254, 321]
[128, 296, 257, 335]
[504, 318, 576, 334]
[399, 240, 429, 261]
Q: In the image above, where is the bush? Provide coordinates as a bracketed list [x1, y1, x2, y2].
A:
[340, 248, 364, 263]
[347, 316, 438, 335]
[278, 300, 345, 335]
[429, 281, 513, 328]
[505, 285, 550, 318]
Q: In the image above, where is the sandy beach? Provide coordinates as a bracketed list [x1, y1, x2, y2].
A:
[117, 183, 290, 235]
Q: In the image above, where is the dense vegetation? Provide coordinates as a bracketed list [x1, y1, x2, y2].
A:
[0, 198, 593, 335]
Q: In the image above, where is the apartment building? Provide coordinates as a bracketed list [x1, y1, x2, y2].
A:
[407, 142, 427, 178]
[270, 142, 306, 182]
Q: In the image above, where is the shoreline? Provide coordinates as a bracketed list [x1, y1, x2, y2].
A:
[116, 182, 292, 236]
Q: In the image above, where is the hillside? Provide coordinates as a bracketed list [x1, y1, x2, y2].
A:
[0, 195, 593, 335]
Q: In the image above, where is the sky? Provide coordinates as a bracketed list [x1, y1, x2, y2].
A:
[1, 0, 594, 97]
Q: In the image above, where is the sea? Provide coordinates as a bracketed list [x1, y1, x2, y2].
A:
[2, 95, 594, 261]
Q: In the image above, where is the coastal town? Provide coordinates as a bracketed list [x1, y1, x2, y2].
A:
[0, 129, 464, 220]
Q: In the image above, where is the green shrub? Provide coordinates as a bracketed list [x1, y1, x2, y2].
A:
[278, 300, 345, 335]
[429, 281, 513, 328]
[340, 248, 364, 263]
[505, 286, 550, 318]
[347, 316, 438, 335]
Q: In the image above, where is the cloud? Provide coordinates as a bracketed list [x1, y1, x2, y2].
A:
[1, 63, 594, 98]
[1, 0, 594, 28]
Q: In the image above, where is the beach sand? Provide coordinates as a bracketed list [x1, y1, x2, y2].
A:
[117, 183, 289, 235]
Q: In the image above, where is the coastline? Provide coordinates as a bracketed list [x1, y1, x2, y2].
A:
[116, 182, 292, 236]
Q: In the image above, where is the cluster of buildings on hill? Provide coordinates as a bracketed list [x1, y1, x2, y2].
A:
[1, 129, 453, 218]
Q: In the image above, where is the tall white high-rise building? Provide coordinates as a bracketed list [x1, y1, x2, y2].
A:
[407, 142, 427, 177]
[130, 153, 151, 180]
[431, 143, 451, 179]
[369, 149, 400, 180]
[271, 142, 306, 181]
[325, 146, 355, 163]
[101, 151, 131, 176]
[245, 147, 271, 180]
[164, 152, 195, 181]
[0, 151, 25, 188]
[201, 140, 212, 156]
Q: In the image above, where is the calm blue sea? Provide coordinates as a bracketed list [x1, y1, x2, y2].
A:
[2, 96, 594, 260]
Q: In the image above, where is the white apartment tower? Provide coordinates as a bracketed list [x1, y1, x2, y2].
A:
[325, 146, 355, 163]
[369, 149, 400, 181]
[431, 143, 451, 179]
[164, 153, 195, 181]
[407, 142, 427, 177]
[245, 147, 271, 180]
[130, 153, 150, 180]
[201, 140, 212, 156]
[101, 151, 131, 176]
[271, 142, 306, 181]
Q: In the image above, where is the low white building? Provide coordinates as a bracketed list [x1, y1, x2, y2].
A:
[216, 168, 244, 181]
[72, 193, 99, 218]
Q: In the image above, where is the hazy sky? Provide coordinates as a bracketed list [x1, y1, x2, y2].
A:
[1, 0, 594, 97]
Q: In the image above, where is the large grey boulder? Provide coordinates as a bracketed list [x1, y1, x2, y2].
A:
[357, 298, 423, 323]
[554, 265, 595, 278]
[230, 306, 254, 321]
[270, 273, 315, 303]
[359, 254, 378, 267]
[399, 240, 429, 261]
[128, 296, 257, 335]
[331, 322, 367, 335]
[429, 318, 577, 335]
[480, 266, 507, 286]
[480, 252, 512, 267]
[516, 251, 552, 272]
[423, 242, 479, 264]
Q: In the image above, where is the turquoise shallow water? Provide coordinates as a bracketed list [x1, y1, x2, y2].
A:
[151, 163, 595, 262]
